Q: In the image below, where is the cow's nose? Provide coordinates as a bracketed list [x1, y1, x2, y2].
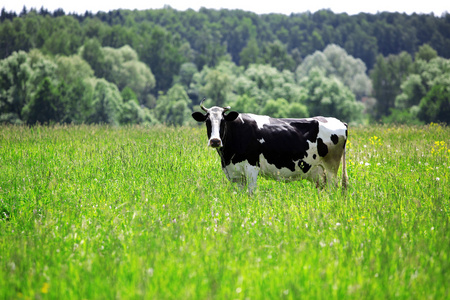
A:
[209, 138, 222, 148]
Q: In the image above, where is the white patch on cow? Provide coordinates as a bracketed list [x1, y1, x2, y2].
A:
[208, 118, 223, 147]
[238, 114, 245, 124]
[258, 138, 265, 144]
[316, 117, 347, 144]
[259, 154, 321, 182]
[207, 109, 224, 147]
[247, 113, 270, 129]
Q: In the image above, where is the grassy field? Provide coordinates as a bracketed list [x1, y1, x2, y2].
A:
[0, 123, 449, 299]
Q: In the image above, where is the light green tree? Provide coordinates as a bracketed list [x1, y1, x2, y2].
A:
[395, 55, 450, 123]
[155, 84, 192, 126]
[0, 51, 31, 123]
[299, 68, 364, 122]
[87, 78, 123, 125]
[296, 44, 372, 100]
[98, 45, 155, 105]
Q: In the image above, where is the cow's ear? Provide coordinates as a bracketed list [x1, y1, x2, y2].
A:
[192, 112, 208, 122]
[224, 111, 239, 122]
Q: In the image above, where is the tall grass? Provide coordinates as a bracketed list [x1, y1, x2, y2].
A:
[0, 123, 449, 299]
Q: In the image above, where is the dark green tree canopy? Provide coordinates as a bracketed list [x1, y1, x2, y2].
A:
[1, 8, 450, 125]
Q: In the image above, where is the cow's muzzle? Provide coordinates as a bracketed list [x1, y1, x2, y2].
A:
[208, 138, 222, 148]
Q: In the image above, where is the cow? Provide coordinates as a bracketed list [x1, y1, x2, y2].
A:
[192, 99, 349, 193]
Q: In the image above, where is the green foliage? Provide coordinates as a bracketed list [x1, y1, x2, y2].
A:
[0, 50, 31, 121]
[1, 125, 449, 298]
[261, 98, 308, 118]
[101, 45, 155, 104]
[415, 44, 438, 62]
[87, 78, 123, 125]
[137, 25, 187, 93]
[418, 84, 450, 124]
[120, 100, 153, 125]
[395, 56, 450, 123]
[155, 84, 192, 126]
[177, 62, 198, 87]
[381, 108, 423, 125]
[1, 9, 450, 124]
[261, 40, 296, 71]
[232, 94, 260, 114]
[299, 68, 364, 122]
[22, 77, 61, 124]
[239, 38, 260, 68]
[370, 52, 413, 119]
[80, 38, 105, 78]
[296, 44, 372, 100]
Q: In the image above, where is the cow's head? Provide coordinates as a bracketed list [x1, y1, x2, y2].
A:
[192, 98, 239, 148]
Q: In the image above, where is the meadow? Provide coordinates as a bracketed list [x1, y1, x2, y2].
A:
[0, 123, 449, 299]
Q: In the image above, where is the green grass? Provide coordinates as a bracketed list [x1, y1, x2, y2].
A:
[0, 123, 449, 299]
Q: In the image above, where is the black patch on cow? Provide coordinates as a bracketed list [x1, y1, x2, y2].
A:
[313, 116, 328, 123]
[317, 138, 328, 157]
[313, 154, 317, 160]
[298, 160, 312, 173]
[288, 120, 319, 143]
[331, 134, 339, 145]
[255, 119, 320, 172]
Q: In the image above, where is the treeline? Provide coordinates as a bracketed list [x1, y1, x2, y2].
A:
[0, 7, 449, 125]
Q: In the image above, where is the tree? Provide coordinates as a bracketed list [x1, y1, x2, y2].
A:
[415, 44, 438, 62]
[299, 68, 364, 122]
[418, 84, 450, 124]
[154, 84, 191, 126]
[239, 38, 260, 68]
[370, 52, 413, 119]
[395, 56, 450, 112]
[191, 61, 241, 107]
[22, 76, 61, 124]
[101, 45, 155, 105]
[138, 26, 186, 94]
[296, 44, 372, 101]
[260, 98, 308, 118]
[177, 62, 198, 88]
[232, 94, 260, 114]
[0, 51, 31, 122]
[81, 38, 105, 78]
[41, 15, 83, 56]
[87, 78, 123, 125]
[261, 40, 296, 72]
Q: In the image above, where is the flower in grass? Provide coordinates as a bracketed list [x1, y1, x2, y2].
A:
[370, 136, 383, 147]
[41, 283, 50, 294]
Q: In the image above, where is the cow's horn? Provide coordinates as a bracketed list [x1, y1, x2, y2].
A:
[223, 106, 231, 112]
[200, 98, 208, 112]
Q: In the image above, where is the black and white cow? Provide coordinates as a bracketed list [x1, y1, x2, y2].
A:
[192, 99, 349, 192]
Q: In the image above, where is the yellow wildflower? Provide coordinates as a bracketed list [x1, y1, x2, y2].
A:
[41, 283, 50, 294]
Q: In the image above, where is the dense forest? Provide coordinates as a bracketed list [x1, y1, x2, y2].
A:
[1, 6, 449, 125]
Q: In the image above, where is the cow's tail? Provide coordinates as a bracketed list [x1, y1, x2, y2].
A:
[342, 146, 349, 189]
[342, 125, 349, 189]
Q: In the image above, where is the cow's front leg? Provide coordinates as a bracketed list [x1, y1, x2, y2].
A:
[223, 161, 259, 193]
[244, 163, 259, 193]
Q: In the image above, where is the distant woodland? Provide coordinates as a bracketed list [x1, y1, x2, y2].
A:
[1, 7, 449, 125]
